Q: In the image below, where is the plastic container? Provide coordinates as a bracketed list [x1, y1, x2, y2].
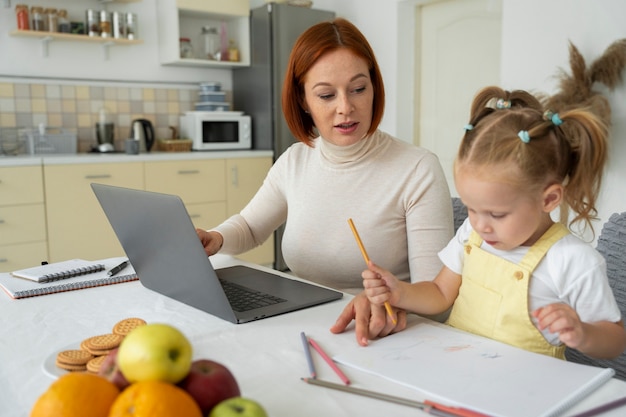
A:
[198, 91, 226, 102]
[199, 82, 222, 92]
[194, 102, 230, 111]
[22, 127, 77, 155]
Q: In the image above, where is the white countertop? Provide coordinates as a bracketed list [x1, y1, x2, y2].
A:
[1, 255, 626, 417]
[0, 150, 273, 167]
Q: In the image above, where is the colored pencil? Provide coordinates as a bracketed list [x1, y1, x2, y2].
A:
[347, 218, 397, 325]
[569, 396, 626, 417]
[300, 331, 317, 378]
[307, 337, 350, 385]
[301, 378, 490, 417]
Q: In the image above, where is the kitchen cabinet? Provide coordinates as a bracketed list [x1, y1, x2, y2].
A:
[144, 159, 228, 229]
[0, 165, 48, 271]
[226, 157, 274, 265]
[44, 162, 145, 262]
[155, 0, 250, 68]
[0, 153, 273, 271]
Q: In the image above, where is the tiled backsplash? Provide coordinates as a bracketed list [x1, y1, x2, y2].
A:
[0, 80, 212, 153]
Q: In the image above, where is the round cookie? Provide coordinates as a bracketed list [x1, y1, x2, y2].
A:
[81, 333, 124, 356]
[86, 354, 107, 374]
[112, 317, 147, 336]
[56, 349, 93, 372]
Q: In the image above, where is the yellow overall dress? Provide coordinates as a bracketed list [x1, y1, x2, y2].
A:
[446, 223, 569, 359]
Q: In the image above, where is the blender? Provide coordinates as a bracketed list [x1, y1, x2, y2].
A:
[94, 108, 115, 153]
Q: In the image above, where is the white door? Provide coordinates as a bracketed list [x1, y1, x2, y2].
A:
[416, 0, 502, 195]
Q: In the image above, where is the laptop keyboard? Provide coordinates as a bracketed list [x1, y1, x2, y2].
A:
[219, 279, 287, 312]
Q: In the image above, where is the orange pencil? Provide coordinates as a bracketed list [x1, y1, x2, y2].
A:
[347, 218, 396, 325]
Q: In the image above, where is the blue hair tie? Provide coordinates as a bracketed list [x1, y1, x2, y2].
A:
[463, 124, 474, 131]
[551, 113, 563, 126]
[544, 110, 563, 126]
[518, 130, 530, 143]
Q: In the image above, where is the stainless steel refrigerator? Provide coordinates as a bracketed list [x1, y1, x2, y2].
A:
[233, 3, 335, 271]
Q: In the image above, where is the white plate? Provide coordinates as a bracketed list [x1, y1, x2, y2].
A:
[42, 342, 81, 379]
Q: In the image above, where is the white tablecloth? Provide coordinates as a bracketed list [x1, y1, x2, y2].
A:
[2, 255, 626, 417]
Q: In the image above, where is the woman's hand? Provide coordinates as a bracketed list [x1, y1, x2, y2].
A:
[330, 292, 407, 346]
[195, 229, 223, 256]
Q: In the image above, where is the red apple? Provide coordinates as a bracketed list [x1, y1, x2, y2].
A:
[98, 348, 130, 391]
[178, 359, 241, 415]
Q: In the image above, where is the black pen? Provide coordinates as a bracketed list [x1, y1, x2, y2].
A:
[107, 260, 129, 277]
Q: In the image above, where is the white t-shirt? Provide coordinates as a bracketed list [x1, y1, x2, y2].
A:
[214, 130, 453, 294]
[440, 218, 622, 344]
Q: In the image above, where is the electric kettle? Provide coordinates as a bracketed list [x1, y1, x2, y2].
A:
[130, 119, 155, 152]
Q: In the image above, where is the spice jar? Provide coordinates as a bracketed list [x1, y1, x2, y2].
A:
[47, 8, 58, 33]
[31, 6, 45, 31]
[57, 9, 71, 33]
[15, 4, 29, 30]
[228, 39, 240, 62]
[180, 38, 194, 59]
[125, 13, 138, 40]
[100, 10, 111, 38]
[112, 11, 126, 39]
[86, 9, 100, 37]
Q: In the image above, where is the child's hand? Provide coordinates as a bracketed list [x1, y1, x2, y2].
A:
[362, 261, 401, 306]
[532, 303, 584, 349]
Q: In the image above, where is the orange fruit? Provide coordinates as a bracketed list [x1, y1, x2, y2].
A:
[30, 372, 119, 417]
[108, 380, 202, 417]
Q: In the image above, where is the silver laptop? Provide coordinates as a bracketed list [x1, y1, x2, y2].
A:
[91, 183, 342, 324]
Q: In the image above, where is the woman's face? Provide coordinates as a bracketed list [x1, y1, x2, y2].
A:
[302, 48, 374, 146]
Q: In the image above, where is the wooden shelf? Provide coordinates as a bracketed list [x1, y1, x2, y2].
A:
[10, 30, 142, 45]
[9, 30, 143, 59]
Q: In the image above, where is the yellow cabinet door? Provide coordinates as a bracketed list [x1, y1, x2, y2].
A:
[144, 159, 226, 204]
[226, 157, 274, 265]
[0, 165, 44, 205]
[44, 163, 144, 262]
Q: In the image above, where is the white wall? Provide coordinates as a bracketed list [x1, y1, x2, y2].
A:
[500, 0, 626, 239]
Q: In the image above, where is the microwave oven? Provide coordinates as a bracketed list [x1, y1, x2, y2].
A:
[180, 112, 251, 151]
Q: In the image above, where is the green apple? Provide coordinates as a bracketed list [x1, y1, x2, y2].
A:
[117, 323, 192, 384]
[208, 397, 268, 417]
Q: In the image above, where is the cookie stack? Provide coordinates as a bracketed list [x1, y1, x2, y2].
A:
[55, 317, 146, 374]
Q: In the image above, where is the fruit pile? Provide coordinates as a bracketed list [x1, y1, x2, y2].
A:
[31, 323, 268, 417]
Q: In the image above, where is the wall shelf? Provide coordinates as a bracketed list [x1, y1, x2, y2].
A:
[9, 30, 143, 60]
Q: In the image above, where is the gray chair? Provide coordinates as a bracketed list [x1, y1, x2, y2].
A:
[565, 212, 626, 381]
[452, 197, 468, 233]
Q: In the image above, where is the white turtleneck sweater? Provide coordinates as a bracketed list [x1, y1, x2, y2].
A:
[213, 130, 453, 294]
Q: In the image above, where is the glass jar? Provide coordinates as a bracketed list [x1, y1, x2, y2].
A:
[15, 4, 29, 30]
[180, 37, 194, 59]
[57, 9, 71, 33]
[86, 9, 100, 37]
[100, 10, 111, 38]
[112, 11, 126, 39]
[31, 6, 45, 31]
[47, 8, 58, 33]
[125, 13, 138, 40]
[201, 26, 219, 60]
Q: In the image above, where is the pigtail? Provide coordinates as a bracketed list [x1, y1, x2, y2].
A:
[541, 38, 626, 233]
[554, 109, 609, 231]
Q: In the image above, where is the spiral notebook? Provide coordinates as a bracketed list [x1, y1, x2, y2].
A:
[333, 317, 615, 417]
[0, 257, 138, 299]
[11, 259, 106, 282]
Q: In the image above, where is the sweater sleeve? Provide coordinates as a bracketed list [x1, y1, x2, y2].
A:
[212, 150, 290, 255]
[405, 151, 454, 282]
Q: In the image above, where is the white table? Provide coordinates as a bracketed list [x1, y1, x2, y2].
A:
[2, 255, 626, 417]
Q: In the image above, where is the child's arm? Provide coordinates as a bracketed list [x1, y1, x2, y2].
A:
[533, 304, 626, 359]
[362, 261, 461, 315]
